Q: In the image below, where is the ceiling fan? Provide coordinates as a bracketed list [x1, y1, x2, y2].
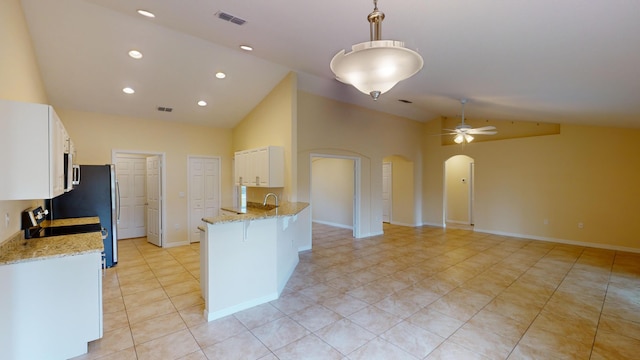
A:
[444, 99, 498, 143]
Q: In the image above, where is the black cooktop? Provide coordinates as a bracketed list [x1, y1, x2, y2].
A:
[28, 223, 102, 238]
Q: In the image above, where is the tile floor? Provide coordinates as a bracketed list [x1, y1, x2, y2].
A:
[72, 223, 640, 359]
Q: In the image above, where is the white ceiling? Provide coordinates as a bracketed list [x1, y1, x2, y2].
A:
[20, 0, 640, 129]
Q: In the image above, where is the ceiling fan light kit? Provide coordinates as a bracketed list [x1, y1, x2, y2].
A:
[446, 99, 498, 144]
[330, 0, 423, 100]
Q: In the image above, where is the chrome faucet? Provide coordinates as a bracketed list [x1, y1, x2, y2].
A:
[263, 193, 278, 207]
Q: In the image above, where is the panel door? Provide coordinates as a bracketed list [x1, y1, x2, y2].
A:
[382, 162, 392, 223]
[116, 155, 147, 239]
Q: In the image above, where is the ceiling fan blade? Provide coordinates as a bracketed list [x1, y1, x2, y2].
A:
[468, 130, 498, 135]
[471, 126, 496, 131]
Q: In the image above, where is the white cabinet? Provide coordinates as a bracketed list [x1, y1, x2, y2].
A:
[0, 252, 103, 359]
[0, 99, 69, 200]
[234, 146, 284, 187]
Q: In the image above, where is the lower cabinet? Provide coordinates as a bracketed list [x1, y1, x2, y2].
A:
[0, 252, 103, 360]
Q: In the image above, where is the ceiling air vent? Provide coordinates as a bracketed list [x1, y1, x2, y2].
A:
[157, 106, 173, 112]
[215, 11, 246, 25]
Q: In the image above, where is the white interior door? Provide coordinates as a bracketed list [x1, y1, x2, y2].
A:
[146, 156, 162, 246]
[188, 157, 220, 243]
[116, 155, 147, 239]
[382, 162, 392, 223]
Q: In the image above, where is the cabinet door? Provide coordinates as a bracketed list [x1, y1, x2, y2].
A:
[51, 112, 66, 197]
[255, 147, 269, 187]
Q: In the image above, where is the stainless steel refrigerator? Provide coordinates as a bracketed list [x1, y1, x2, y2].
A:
[48, 164, 119, 267]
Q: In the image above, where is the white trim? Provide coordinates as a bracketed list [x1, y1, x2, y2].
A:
[310, 153, 361, 238]
[312, 220, 353, 230]
[112, 149, 167, 248]
[474, 227, 640, 254]
[390, 221, 419, 227]
[163, 240, 190, 248]
[204, 292, 279, 322]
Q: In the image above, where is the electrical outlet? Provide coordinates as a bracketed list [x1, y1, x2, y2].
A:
[578, 222, 584, 229]
[543, 218, 549, 225]
[4, 213, 9, 228]
[174, 223, 180, 230]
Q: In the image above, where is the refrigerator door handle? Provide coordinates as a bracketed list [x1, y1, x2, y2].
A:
[116, 180, 121, 223]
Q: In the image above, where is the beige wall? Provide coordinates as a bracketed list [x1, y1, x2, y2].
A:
[0, 0, 49, 243]
[58, 109, 233, 246]
[445, 155, 473, 224]
[232, 72, 297, 204]
[423, 120, 640, 251]
[311, 157, 354, 228]
[297, 91, 424, 237]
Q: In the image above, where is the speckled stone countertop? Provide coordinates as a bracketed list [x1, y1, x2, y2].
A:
[203, 202, 309, 225]
[0, 216, 104, 266]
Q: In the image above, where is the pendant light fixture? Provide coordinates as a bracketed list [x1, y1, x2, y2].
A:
[330, 0, 424, 100]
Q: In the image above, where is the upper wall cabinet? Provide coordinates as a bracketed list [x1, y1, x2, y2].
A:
[0, 99, 68, 200]
[234, 146, 284, 187]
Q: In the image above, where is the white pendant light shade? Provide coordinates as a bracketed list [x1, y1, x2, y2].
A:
[330, 0, 423, 100]
[331, 40, 423, 99]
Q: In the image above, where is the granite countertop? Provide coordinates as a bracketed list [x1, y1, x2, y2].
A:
[0, 216, 104, 266]
[203, 202, 309, 225]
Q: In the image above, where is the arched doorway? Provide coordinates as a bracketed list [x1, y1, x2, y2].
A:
[444, 155, 474, 229]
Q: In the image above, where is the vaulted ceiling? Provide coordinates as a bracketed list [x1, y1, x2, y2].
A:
[21, 0, 640, 129]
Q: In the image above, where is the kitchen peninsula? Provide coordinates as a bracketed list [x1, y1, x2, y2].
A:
[200, 202, 311, 321]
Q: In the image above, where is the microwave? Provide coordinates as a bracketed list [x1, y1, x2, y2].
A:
[63, 153, 80, 191]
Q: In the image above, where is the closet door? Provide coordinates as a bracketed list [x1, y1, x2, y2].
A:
[116, 155, 147, 239]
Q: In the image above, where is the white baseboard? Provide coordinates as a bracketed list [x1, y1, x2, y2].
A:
[204, 292, 279, 322]
[390, 221, 419, 227]
[312, 220, 353, 230]
[163, 240, 190, 248]
[473, 227, 640, 254]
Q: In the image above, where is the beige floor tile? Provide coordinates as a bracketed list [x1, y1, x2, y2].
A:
[374, 292, 423, 318]
[425, 340, 491, 360]
[597, 314, 640, 341]
[156, 269, 195, 287]
[83, 326, 134, 360]
[202, 330, 271, 360]
[103, 309, 129, 332]
[176, 349, 208, 360]
[592, 330, 640, 360]
[314, 318, 376, 355]
[321, 293, 369, 317]
[270, 290, 317, 315]
[135, 329, 200, 360]
[190, 315, 247, 348]
[407, 307, 464, 338]
[119, 277, 161, 296]
[251, 317, 310, 351]
[117, 268, 156, 285]
[448, 322, 518, 359]
[102, 296, 125, 314]
[163, 278, 200, 297]
[170, 290, 205, 310]
[381, 321, 445, 358]
[348, 337, 418, 360]
[179, 303, 207, 328]
[273, 334, 344, 360]
[467, 308, 528, 343]
[518, 326, 592, 359]
[289, 304, 342, 331]
[126, 298, 176, 325]
[122, 287, 168, 309]
[130, 312, 186, 344]
[529, 309, 597, 346]
[348, 305, 403, 335]
[233, 303, 285, 329]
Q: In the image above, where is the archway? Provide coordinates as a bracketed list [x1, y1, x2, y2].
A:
[444, 155, 474, 229]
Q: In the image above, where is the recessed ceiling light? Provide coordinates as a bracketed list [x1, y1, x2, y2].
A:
[137, 9, 155, 18]
[128, 50, 143, 59]
[215, 72, 226, 79]
[240, 45, 253, 51]
[197, 100, 207, 107]
[122, 87, 135, 94]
